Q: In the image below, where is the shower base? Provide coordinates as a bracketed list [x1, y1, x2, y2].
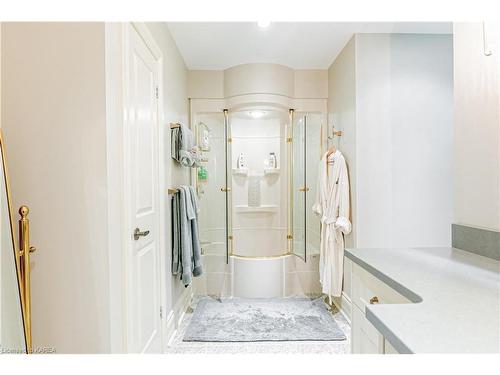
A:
[231, 254, 290, 298]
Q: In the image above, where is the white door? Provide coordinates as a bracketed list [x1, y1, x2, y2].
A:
[124, 24, 162, 353]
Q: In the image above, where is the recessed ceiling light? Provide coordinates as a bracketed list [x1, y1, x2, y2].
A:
[257, 21, 271, 28]
[248, 110, 267, 119]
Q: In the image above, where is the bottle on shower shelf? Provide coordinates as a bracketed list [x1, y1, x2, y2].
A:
[198, 166, 208, 181]
[268, 152, 277, 169]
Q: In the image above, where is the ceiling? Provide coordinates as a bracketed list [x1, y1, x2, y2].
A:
[167, 22, 452, 70]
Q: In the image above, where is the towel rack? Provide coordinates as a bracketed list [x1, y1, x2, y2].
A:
[168, 188, 179, 194]
[170, 123, 181, 129]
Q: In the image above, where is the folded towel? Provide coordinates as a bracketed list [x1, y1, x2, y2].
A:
[178, 125, 195, 167]
[171, 128, 180, 161]
[171, 124, 202, 168]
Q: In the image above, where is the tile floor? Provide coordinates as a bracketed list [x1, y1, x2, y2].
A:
[165, 297, 351, 354]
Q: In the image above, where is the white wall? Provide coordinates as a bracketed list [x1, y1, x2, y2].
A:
[328, 36, 357, 250]
[1, 22, 110, 353]
[328, 36, 357, 303]
[453, 22, 500, 231]
[1, 21, 191, 354]
[144, 23, 192, 340]
[328, 34, 454, 315]
[355, 34, 454, 249]
[187, 65, 328, 99]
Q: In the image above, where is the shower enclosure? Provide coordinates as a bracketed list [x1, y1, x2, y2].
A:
[192, 102, 325, 298]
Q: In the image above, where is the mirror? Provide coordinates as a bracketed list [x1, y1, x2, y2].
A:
[0, 131, 26, 354]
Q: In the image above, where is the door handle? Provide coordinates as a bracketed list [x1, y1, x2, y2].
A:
[133, 228, 150, 240]
[299, 187, 309, 192]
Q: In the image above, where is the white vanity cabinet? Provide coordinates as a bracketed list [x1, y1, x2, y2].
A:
[351, 263, 409, 354]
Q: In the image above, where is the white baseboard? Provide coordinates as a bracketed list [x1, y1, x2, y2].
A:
[164, 285, 193, 349]
[175, 285, 193, 327]
[164, 310, 176, 346]
[333, 292, 352, 324]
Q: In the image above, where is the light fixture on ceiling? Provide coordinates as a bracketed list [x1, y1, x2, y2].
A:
[248, 110, 267, 119]
[257, 21, 271, 28]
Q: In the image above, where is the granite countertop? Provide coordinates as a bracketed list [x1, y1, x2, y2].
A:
[345, 247, 500, 353]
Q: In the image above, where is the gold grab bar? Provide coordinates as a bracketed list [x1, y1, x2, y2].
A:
[19, 205, 36, 353]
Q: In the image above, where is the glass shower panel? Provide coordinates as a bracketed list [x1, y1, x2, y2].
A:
[230, 109, 288, 257]
[194, 112, 230, 298]
[292, 114, 306, 260]
[291, 113, 323, 261]
[304, 113, 323, 257]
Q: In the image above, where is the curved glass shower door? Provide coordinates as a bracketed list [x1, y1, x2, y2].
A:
[291, 113, 306, 260]
[291, 112, 323, 261]
[194, 110, 231, 298]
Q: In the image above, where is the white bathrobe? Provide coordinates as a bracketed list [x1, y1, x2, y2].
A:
[312, 150, 351, 302]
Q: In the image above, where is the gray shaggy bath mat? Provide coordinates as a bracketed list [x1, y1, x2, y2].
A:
[183, 297, 346, 342]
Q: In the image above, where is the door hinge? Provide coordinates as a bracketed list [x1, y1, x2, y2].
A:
[155, 86, 159, 99]
[159, 306, 163, 319]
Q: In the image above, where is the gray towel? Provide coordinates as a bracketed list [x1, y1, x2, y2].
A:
[171, 124, 201, 168]
[179, 125, 194, 167]
[178, 187, 193, 286]
[172, 186, 203, 287]
[188, 186, 202, 277]
[171, 192, 182, 276]
[171, 128, 180, 161]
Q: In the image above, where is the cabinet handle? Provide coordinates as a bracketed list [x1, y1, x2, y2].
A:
[369, 296, 379, 304]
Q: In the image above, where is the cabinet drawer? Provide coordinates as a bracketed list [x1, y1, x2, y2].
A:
[351, 262, 409, 312]
[352, 304, 384, 354]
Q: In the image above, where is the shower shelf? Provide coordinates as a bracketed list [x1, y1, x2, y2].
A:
[264, 168, 280, 175]
[235, 205, 278, 214]
[232, 168, 249, 176]
[232, 168, 280, 176]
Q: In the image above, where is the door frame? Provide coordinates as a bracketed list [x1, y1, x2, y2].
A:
[106, 22, 166, 353]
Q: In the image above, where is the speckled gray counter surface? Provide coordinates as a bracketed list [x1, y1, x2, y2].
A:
[345, 247, 500, 353]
